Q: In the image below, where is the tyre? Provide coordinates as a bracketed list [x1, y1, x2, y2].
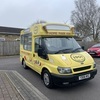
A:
[22, 60, 28, 69]
[42, 70, 54, 88]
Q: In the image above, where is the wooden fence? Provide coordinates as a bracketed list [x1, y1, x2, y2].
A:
[0, 40, 98, 56]
[0, 41, 20, 56]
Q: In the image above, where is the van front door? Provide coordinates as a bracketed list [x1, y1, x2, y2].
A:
[33, 37, 42, 73]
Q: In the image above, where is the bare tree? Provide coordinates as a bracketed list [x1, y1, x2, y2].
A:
[71, 0, 100, 40]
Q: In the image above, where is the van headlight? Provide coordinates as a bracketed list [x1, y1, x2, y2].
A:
[57, 67, 72, 74]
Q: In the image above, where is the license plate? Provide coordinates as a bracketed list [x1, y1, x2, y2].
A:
[89, 52, 95, 54]
[79, 74, 90, 80]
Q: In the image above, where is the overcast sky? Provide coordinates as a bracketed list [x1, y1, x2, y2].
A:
[0, 0, 100, 28]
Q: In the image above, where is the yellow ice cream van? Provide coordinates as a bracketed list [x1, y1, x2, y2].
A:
[20, 21, 97, 88]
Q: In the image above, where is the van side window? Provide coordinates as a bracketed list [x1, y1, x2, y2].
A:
[21, 33, 32, 51]
[21, 35, 24, 44]
[35, 38, 41, 52]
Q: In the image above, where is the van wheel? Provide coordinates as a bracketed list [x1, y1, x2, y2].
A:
[42, 70, 54, 88]
[23, 60, 28, 69]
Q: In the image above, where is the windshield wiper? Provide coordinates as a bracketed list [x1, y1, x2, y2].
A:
[72, 48, 82, 52]
[55, 48, 72, 54]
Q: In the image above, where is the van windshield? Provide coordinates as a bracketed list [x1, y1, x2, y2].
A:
[43, 37, 83, 54]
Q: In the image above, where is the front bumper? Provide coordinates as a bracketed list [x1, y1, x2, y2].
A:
[51, 69, 97, 86]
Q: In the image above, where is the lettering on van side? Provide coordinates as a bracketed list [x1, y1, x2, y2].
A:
[47, 32, 71, 35]
[34, 60, 41, 66]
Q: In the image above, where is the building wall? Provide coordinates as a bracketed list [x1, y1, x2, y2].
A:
[0, 34, 19, 41]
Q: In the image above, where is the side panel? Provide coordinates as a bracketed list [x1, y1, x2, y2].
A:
[20, 32, 33, 68]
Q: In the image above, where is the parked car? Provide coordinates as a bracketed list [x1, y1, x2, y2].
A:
[87, 43, 100, 57]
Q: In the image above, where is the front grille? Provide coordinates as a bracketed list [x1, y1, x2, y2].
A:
[73, 66, 91, 72]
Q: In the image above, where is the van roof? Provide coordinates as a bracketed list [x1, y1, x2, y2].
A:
[21, 22, 75, 37]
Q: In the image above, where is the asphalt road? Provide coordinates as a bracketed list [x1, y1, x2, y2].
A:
[0, 56, 100, 100]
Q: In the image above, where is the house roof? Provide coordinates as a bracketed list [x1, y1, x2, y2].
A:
[0, 26, 24, 35]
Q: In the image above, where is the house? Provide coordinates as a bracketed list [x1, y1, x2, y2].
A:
[0, 26, 24, 41]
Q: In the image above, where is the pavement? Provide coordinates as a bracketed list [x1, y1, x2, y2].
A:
[0, 70, 49, 100]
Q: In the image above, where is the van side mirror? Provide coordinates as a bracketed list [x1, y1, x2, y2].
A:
[38, 48, 48, 59]
[81, 46, 84, 50]
[38, 48, 44, 57]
